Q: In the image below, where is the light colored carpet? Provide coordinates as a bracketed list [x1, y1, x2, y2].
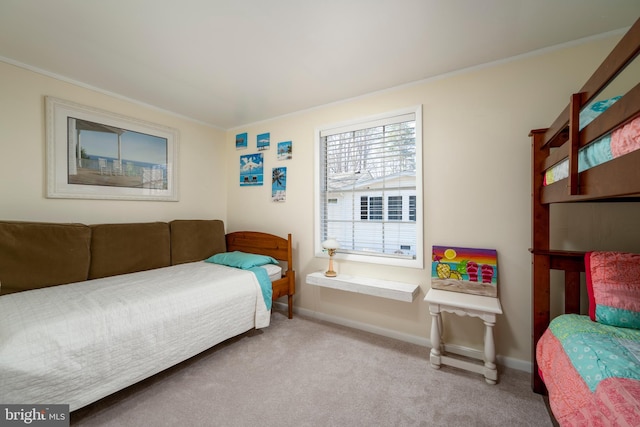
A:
[71, 309, 552, 426]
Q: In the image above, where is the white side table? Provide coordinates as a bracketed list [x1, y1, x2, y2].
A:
[424, 288, 503, 384]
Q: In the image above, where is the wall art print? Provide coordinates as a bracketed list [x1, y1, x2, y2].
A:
[277, 141, 292, 160]
[46, 96, 178, 201]
[239, 153, 263, 186]
[235, 132, 248, 150]
[431, 246, 498, 297]
[257, 132, 270, 151]
[272, 167, 286, 202]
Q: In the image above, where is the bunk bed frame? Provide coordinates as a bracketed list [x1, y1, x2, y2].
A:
[530, 17, 640, 394]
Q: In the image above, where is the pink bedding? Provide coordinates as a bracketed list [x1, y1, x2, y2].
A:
[573, 379, 640, 426]
[611, 117, 640, 158]
[537, 315, 640, 426]
[544, 115, 640, 186]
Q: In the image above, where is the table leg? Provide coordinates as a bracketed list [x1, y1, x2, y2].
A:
[483, 319, 498, 384]
[429, 310, 442, 369]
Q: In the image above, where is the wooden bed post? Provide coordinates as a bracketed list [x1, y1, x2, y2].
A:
[530, 128, 550, 394]
[285, 233, 295, 319]
[568, 93, 584, 196]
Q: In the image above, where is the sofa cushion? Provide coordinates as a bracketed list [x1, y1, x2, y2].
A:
[0, 221, 91, 295]
[89, 222, 171, 279]
[169, 219, 226, 265]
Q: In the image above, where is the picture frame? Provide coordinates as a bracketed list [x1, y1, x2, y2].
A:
[277, 141, 292, 160]
[46, 96, 179, 201]
[431, 246, 498, 297]
[239, 153, 264, 186]
[257, 132, 270, 151]
[235, 132, 248, 150]
[272, 167, 286, 202]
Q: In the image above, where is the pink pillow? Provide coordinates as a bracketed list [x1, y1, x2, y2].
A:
[586, 251, 640, 329]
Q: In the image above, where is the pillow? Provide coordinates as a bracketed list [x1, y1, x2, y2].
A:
[205, 251, 278, 269]
[586, 251, 640, 329]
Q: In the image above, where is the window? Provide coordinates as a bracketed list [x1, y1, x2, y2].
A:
[361, 196, 383, 220]
[315, 105, 423, 268]
[388, 196, 402, 221]
[360, 197, 368, 220]
[409, 195, 416, 222]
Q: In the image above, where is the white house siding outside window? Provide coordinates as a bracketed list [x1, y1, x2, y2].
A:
[315, 105, 423, 269]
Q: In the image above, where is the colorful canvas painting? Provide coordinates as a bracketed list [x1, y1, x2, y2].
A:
[431, 246, 498, 297]
[235, 132, 247, 150]
[277, 141, 292, 160]
[257, 132, 270, 151]
[272, 167, 286, 202]
[239, 153, 263, 186]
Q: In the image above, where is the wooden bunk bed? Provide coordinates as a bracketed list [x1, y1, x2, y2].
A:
[530, 17, 640, 425]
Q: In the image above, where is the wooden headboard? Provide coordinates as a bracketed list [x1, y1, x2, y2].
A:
[226, 231, 296, 319]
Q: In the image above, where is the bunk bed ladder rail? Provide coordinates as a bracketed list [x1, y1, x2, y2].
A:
[568, 93, 584, 195]
[530, 128, 550, 394]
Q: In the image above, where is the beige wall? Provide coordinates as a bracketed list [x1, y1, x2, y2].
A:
[224, 33, 640, 369]
[0, 61, 226, 224]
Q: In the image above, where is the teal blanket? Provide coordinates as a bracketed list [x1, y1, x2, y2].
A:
[248, 266, 273, 310]
[204, 251, 277, 310]
[549, 314, 640, 392]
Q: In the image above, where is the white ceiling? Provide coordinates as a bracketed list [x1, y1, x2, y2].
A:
[1, 1, 639, 129]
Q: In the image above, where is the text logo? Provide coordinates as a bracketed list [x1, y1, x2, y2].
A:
[0, 405, 69, 427]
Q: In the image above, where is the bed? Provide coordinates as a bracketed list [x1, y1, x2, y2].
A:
[530, 17, 640, 426]
[0, 221, 295, 411]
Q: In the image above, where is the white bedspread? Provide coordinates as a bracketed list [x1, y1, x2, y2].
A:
[0, 261, 269, 410]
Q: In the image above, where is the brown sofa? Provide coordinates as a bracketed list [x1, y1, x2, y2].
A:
[0, 219, 226, 295]
[0, 218, 292, 411]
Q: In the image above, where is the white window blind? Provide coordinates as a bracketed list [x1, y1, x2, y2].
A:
[317, 106, 422, 267]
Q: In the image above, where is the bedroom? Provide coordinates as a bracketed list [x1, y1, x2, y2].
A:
[1, 1, 640, 425]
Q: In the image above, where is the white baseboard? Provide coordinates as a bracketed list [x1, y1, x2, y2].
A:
[273, 301, 532, 373]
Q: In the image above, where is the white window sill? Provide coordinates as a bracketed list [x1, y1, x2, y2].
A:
[305, 271, 419, 302]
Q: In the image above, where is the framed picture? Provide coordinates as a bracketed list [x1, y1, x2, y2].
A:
[257, 132, 270, 151]
[239, 153, 264, 186]
[272, 167, 286, 202]
[277, 141, 292, 160]
[46, 97, 179, 201]
[235, 132, 248, 150]
[431, 246, 498, 297]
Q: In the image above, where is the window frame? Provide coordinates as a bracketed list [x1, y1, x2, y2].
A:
[314, 105, 423, 269]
